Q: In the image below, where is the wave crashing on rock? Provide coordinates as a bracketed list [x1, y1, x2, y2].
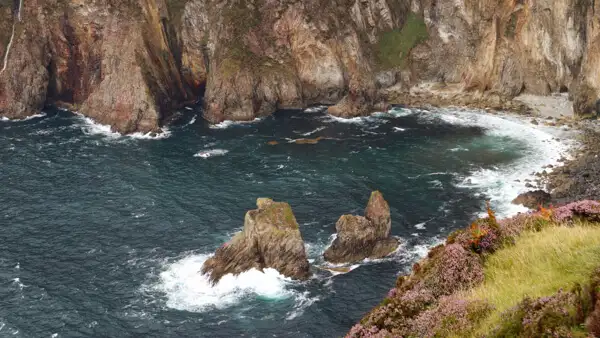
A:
[201, 198, 310, 284]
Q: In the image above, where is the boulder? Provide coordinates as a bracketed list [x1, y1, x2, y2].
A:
[202, 198, 310, 284]
[324, 191, 399, 264]
[512, 190, 552, 209]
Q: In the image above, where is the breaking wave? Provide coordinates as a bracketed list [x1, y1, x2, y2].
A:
[414, 109, 575, 217]
[148, 253, 318, 319]
[194, 149, 229, 158]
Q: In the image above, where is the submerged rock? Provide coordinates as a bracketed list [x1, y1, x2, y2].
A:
[201, 198, 310, 284]
[292, 136, 325, 145]
[512, 190, 552, 209]
[324, 191, 399, 264]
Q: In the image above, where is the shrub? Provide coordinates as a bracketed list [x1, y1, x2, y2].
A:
[361, 287, 435, 333]
[586, 269, 600, 336]
[423, 244, 484, 297]
[346, 324, 392, 338]
[553, 200, 600, 223]
[588, 301, 600, 336]
[449, 203, 504, 254]
[491, 290, 583, 337]
[408, 296, 493, 337]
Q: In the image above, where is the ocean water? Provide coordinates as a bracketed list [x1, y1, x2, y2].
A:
[0, 107, 571, 337]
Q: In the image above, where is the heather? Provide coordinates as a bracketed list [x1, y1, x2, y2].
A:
[408, 296, 492, 337]
[489, 287, 595, 338]
[349, 202, 600, 337]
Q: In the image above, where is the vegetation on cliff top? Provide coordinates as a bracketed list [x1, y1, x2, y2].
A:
[468, 223, 600, 336]
[349, 201, 600, 337]
[375, 13, 428, 70]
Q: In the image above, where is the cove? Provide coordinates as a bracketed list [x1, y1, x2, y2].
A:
[0, 107, 570, 337]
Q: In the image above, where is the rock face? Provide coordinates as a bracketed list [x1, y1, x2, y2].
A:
[0, 0, 193, 133]
[324, 191, 399, 264]
[2, 0, 600, 131]
[180, 0, 410, 124]
[400, 0, 600, 116]
[512, 190, 552, 209]
[201, 198, 310, 284]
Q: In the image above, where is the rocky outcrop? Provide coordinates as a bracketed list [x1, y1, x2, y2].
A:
[512, 190, 551, 209]
[324, 191, 399, 264]
[201, 198, 310, 284]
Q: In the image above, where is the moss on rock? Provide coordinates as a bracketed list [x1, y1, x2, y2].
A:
[375, 13, 428, 70]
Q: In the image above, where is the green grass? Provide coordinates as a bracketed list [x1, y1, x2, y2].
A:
[376, 13, 428, 70]
[465, 222, 600, 335]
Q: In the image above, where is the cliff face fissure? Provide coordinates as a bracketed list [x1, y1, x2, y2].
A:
[0, 0, 21, 74]
[0, 0, 599, 132]
[0, 21, 16, 74]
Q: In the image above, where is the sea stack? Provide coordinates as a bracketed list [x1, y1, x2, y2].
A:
[202, 198, 310, 284]
[324, 191, 399, 264]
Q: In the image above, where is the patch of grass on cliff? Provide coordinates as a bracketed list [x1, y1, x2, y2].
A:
[166, 0, 191, 28]
[466, 222, 600, 335]
[376, 13, 428, 70]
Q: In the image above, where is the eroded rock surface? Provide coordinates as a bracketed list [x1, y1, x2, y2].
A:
[512, 190, 552, 209]
[324, 191, 399, 264]
[201, 198, 310, 284]
[0, 0, 192, 133]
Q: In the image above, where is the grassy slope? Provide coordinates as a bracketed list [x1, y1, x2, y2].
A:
[466, 222, 600, 335]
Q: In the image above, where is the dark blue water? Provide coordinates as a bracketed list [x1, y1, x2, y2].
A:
[0, 107, 548, 337]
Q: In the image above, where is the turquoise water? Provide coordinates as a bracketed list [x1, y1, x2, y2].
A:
[0, 107, 566, 337]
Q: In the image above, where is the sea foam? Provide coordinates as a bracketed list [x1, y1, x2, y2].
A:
[77, 114, 171, 140]
[423, 109, 574, 217]
[209, 118, 262, 129]
[152, 253, 309, 313]
[0, 113, 47, 122]
[194, 149, 229, 158]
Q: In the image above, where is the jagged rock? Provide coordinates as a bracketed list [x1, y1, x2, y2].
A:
[202, 198, 310, 284]
[512, 190, 552, 209]
[324, 191, 399, 264]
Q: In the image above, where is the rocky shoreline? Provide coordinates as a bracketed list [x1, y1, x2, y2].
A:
[547, 127, 600, 204]
[343, 96, 600, 336]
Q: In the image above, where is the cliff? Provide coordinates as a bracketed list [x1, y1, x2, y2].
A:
[0, 0, 193, 134]
[1, 0, 600, 132]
